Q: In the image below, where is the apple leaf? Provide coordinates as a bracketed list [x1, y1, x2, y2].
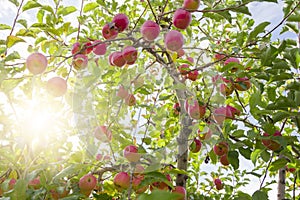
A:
[228, 150, 239, 170]
[22, 1, 41, 11]
[6, 35, 25, 48]
[269, 158, 288, 171]
[138, 190, 181, 200]
[247, 22, 270, 43]
[252, 190, 268, 200]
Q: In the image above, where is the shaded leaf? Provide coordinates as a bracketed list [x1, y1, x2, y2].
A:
[252, 190, 268, 200]
[228, 150, 239, 170]
[269, 158, 288, 171]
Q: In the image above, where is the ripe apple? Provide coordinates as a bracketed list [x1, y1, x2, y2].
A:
[178, 64, 190, 76]
[116, 85, 129, 99]
[165, 30, 184, 52]
[140, 20, 160, 41]
[46, 77, 67, 97]
[189, 138, 202, 153]
[172, 8, 192, 30]
[8, 178, 16, 190]
[112, 13, 129, 32]
[220, 154, 229, 166]
[151, 174, 172, 191]
[213, 106, 227, 124]
[213, 142, 229, 156]
[234, 77, 251, 91]
[50, 188, 69, 200]
[71, 42, 81, 55]
[72, 54, 88, 70]
[186, 99, 206, 120]
[183, 0, 200, 11]
[96, 153, 103, 161]
[172, 186, 186, 200]
[122, 46, 138, 64]
[225, 105, 240, 119]
[109, 51, 126, 67]
[28, 177, 41, 190]
[214, 178, 223, 190]
[187, 70, 198, 81]
[224, 57, 239, 66]
[123, 145, 140, 162]
[83, 42, 93, 54]
[102, 23, 118, 40]
[262, 130, 282, 151]
[187, 57, 194, 64]
[26, 52, 48, 75]
[93, 40, 107, 55]
[113, 172, 130, 190]
[132, 175, 147, 194]
[94, 125, 112, 142]
[79, 173, 97, 196]
[214, 53, 226, 61]
[198, 128, 212, 140]
[177, 48, 185, 57]
[172, 102, 181, 116]
[125, 94, 136, 106]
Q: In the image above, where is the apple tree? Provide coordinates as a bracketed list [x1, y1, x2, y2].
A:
[0, 0, 299, 199]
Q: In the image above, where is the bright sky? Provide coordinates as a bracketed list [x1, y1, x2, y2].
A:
[0, 0, 297, 199]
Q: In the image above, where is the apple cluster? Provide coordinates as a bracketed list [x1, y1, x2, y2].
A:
[116, 85, 136, 106]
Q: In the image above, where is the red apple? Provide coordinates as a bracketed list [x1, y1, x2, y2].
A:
[123, 145, 140, 162]
[234, 77, 251, 91]
[220, 83, 234, 96]
[213, 106, 227, 124]
[50, 188, 69, 200]
[213, 142, 229, 156]
[165, 30, 184, 52]
[172, 186, 186, 200]
[140, 20, 160, 41]
[189, 138, 202, 153]
[186, 99, 206, 120]
[187, 70, 198, 81]
[172, 8, 192, 30]
[125, 94, 136, 106]
[112, 13, 129, 32]
[220, 154, 229, 166]
[109, 51, 126, 67]
[122, 46, 138, 64]
[8, 178, 16, 190]
[134, 164, 145, 175]
[214, 178, 223, 190]
[72, 54, 88, 70]
[224, 57, 240, 66]
[93, 40, 107, 55]
[26, 52, 48, 75]
[94, 125, 112, 142]
[151, 174, 172, 191]
[214, 53, 226, 61]
[183, 0, 200, 11]
[225, 105, 240, 119]
[71, 42, 81, 55]
[173, 102, 181, 115]
[113, 172, 130, 190]
[102, 23, 118, 40]
[83, 42, 93, 54]
[262, 130, 282, 151]
[28, 177, 41, 190]
[177, 48, 185, 57]
[96, 153, 103, 161]
[79, 173, 97, 196]
[46, 77, 67, 97]
[132, 175, 147, 194]
[178, 64, 190, 76]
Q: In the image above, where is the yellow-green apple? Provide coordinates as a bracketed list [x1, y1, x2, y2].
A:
[172, 8, 192, 30]
[141, 20, 160, 41]
[165, 30, 184, 52]
[213, 142, 229, 156]
[189, 138, 202, 153]
[183, 0, 200, 11]
[262, 130, 282, 151]
[94, 125, 112, 142]
[113, 172, 130, 190]
[102, 23, 118, 40]
[112, 13, 129, 32]
[172, 186, 186, 200]
[46, 77, 67, 97]
[72, 54, 88, 70]
[123, 145, 140, 162]
[26, 52, 48, 75]
[93, 40, 107, 55]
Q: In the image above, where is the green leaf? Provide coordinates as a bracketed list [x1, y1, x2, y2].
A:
[287, 14, 300, 22]
[230, 6, 251, 16]
[272, 111, 290, 123]
[0, 23, 11, 30]
[271, 73, 293, 82]
[247, 22, 270, 42]
[228, 150, 239, 170]
[10, 179, 27, 199]
[251, 149, 262, 165]
[260, 45, 278, 66]
[83, 2, 99, 13]
[4, 51, 20, 62]
[138, 190, 182, 200]
[252, 190, 268, 200]
[269, 158, 288, 171]
[6, 35, 25, 48]
[17, 19, 27, 28]
[1, 78, 23, 92]
[58, 6, 77, 16]
[239, 147, 251, 160]
[22, 1, 41, 11]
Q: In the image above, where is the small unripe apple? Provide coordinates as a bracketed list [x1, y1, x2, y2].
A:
[214, 178, 223, 190]
[102, 23, 118, 40]
[234, 77, 251, 91]
[123, 145, 140, 162]
[165, 30, 184, 52]
[213, 142, 229, 156]
[79, 173, 97, 196]
[46, 77, 67, 97]
[172, 8, 192, 30]
[93, 40, 107, 55]
[183, 0, 200, 11]
[262, 130, 282, 151]
[172, 186, 186, 200]
[140, 20, 160, 41]
[113, 172, 130, 190]
[220, 154, 229, 166]
[187, 70, 198, 81]
[116, 85, 129, 99]
[112, 13, 129, 32]
[125, 94, 136, 106]
[122, 46, 138, 64]
[94, 125, 112, 142]
[189, 138, 202, 153]
[72, 54, 88, 70]
[109, 51, 126, 67]
[26, 52, 48, 75]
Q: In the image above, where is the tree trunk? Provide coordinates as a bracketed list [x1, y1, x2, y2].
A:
[277, 155, 286, 200]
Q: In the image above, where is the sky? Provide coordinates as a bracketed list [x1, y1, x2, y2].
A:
[0, 0, 297, 199]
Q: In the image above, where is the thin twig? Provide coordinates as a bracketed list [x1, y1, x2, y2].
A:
[260, 152, 274, 189]
[146, 0, 158, 23]
[9, 0, 25, 36]
[76, 0, 85, 41]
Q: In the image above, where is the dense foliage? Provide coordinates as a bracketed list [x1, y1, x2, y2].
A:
[0, 0, 299, 199]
